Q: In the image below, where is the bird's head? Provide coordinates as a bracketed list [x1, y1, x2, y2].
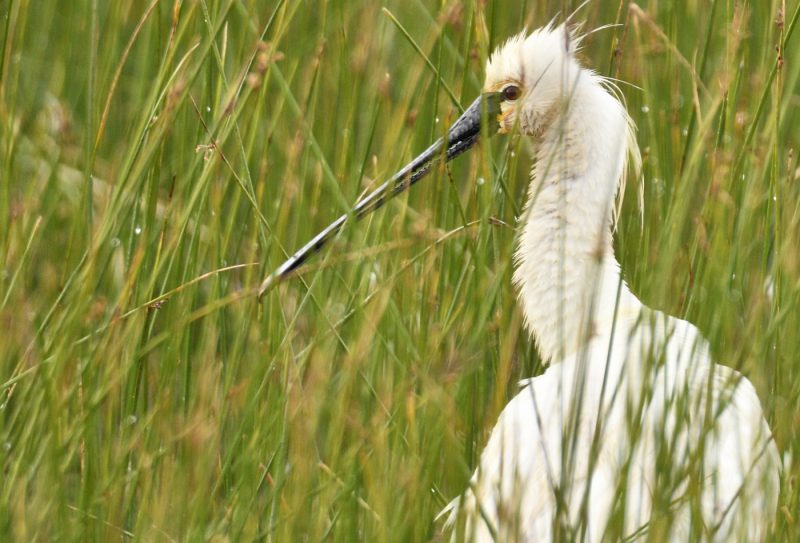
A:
[484, 24, 584, 137]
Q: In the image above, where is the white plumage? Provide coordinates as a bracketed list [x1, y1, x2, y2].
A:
[445, 25, 780, 542]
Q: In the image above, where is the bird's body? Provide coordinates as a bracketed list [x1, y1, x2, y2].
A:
[445, 26, 780, 542]
[452, 309, 779, 542]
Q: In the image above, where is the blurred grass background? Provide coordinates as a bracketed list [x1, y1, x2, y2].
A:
[1, 0, 798, 540]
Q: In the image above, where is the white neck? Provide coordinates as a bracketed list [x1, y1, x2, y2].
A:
[513, 78, 639, 364]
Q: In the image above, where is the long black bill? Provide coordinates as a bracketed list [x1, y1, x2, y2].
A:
[258, 92, 501, 298]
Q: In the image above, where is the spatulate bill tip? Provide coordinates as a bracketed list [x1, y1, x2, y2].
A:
[257, 273, 279, 300]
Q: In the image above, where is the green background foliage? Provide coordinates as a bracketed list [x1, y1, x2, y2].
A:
[1, 0, 798, 540]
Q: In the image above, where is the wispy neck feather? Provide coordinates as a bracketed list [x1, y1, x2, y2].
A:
[513, 75, 640, 364]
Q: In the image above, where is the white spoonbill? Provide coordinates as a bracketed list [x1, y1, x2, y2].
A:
[259, 21, 780, 543]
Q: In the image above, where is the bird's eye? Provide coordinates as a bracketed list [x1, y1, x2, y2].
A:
[502, 85, 520, 101]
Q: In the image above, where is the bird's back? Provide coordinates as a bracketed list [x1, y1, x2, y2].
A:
[447, 305, 780, 542]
